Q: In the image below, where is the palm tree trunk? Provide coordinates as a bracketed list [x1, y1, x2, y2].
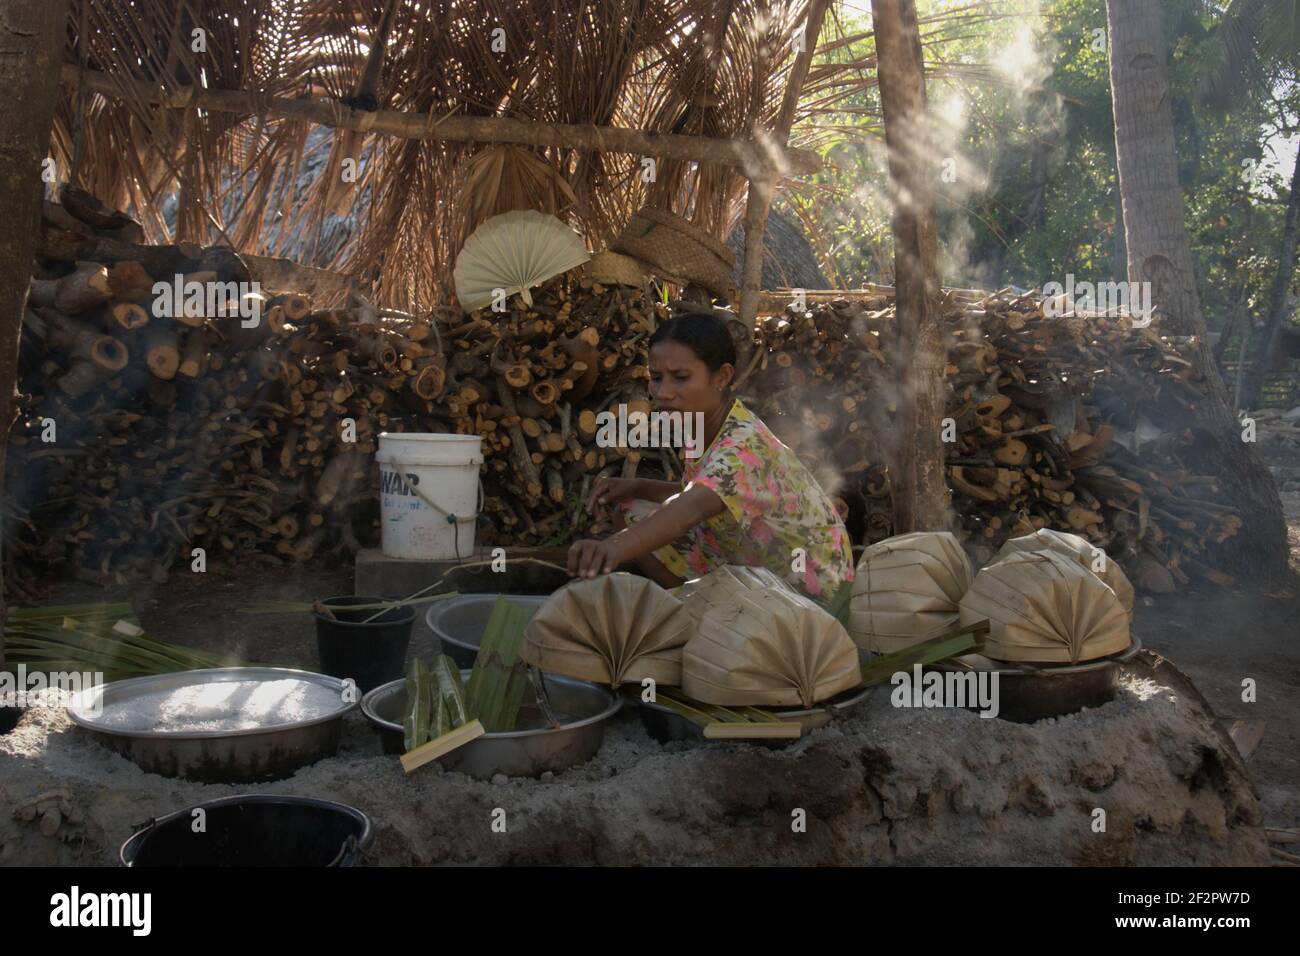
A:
[0, 0, 69, 669]
[1240, 152, 1300, 409]
[1106, 0, 1287, 579]
[872, 0, 950, 533]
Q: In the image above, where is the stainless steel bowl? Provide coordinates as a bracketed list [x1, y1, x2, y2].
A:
[361, 670, 621, 779]
[638, 683, 876, 745]
[67, 667, 356, 783]
[424, 594, 548, 668]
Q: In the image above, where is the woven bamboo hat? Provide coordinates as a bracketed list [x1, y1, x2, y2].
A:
[958, 549, 1131, 664]
[682, 582, 861, 709]
[611, 206, 736, 301]
[582, 249, 651, 287]
[991, 529, 1135, 618]
[520, 573, 693, 687]
[849, 531, 974, 653]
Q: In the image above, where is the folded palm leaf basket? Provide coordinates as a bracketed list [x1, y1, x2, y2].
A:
[520, 573, 693, 687]
[990, 529, 1135, 619]
[958, 549, 1131, 664]
[849, 531, 974, 654]
[674, 565, 795, 623]
[680, 568, 861, 709]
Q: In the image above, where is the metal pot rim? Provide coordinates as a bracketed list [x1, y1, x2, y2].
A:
[361, 671, 621, 740]
[930, 634, 1143, 676]
[636, 681, 874, 720]
[424, 593, 548, 653]
[67, 666, 358, 741]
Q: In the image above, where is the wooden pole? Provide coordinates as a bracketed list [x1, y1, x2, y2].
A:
[0, 0, 70, 663]
[872, 0, 950, 533]
[738, 0, 832, 338]
[59, 63, 821, 178]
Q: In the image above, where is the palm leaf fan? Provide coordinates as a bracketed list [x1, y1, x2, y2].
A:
[520, 574, 692, 688]
[460, 145, 578, 243]
[453, 210, 590, 312]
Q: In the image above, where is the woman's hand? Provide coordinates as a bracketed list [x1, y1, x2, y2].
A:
[567, 536, 627, 579]
[586, 477, 642, 512]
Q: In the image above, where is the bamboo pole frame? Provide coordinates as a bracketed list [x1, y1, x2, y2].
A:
[59, 63, 821, 177]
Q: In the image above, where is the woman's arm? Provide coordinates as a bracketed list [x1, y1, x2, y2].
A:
[568, 484, 727, 578]
[633, 478, 684, 504]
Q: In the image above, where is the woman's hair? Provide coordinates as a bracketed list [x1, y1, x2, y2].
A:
[648, 308, 737, 373]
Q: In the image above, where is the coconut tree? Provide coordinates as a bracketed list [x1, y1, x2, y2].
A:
[1106, 0, 1288, 577]
[0, 0, 70, 671]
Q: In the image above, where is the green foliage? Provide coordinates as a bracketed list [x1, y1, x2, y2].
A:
[793, 0, 1297, 339]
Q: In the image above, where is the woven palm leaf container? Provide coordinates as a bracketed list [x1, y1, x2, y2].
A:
[520, 573, 692, 687]
[849, 531, 974, 654]
[990, 529, 1135, 619]
[582, 249, 651, 287]
[611, 206, 736, 300]
[682, 585, 860, 709]
[958, 549, 1131, 664]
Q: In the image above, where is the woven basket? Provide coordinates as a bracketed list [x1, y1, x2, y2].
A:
[583, 250, 650, 287]
[611, 206, 736, 300]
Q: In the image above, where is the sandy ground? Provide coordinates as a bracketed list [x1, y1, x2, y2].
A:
[0, 657, 1267, 866]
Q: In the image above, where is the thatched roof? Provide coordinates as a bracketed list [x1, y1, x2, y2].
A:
[49, 1, 981, 309]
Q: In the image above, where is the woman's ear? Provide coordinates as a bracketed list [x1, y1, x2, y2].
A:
[714, 363, 736, 392]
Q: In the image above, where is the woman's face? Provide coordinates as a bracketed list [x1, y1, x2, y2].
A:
[648, 340, 733, 415]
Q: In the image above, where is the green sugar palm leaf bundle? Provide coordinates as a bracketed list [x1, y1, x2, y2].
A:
[520, 574, 692, 688]
[404, 655, 472, 751]
[464, 597, 533, 732]
[5, 602, 242, 681]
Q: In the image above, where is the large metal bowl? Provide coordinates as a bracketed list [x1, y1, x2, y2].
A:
[927, 635, 1143, 723]
[67, 667, 356, 783]
[424, 594, 548, 668]
[362, 670, 620, 779]
[637, 683, 876, 745]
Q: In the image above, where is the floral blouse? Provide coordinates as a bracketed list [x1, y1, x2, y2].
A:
[626, 397, 855, 599]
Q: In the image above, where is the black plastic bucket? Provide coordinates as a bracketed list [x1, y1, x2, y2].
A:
[315, 595, 415, 693]
[120, 795, 373, 867]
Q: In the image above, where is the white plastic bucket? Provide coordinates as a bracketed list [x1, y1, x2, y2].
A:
[375, 433, 484, 560]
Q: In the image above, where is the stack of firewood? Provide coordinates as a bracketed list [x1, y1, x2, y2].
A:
[5, 198, 666, 597]
[3, 194, 1242, 597]
[745, 287, 1243, 591]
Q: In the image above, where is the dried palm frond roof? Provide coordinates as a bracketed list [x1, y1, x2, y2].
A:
[49, 0, 993, 310]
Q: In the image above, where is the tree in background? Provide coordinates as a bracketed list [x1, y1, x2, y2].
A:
[1106, 0, 1288, 577]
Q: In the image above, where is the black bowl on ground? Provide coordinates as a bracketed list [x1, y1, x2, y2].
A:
[926, 635, 1142, 723]
[314, 595, 415, 693]
[120, 794, 372, 866]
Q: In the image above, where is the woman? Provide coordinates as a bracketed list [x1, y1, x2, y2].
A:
[566, 308, 856, 623]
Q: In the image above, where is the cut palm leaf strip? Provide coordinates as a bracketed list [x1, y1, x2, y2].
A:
[656, 691, 792, 731]
[400, 719, 486, 774]
[703, 722, 802, 740]
[403, 659, 433, 752]
[464, 596, 533, 732]
[857, 620, 989, 688]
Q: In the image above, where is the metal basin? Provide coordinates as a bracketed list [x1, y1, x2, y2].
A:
[928, 635, 1142, 723]
[67, 667, 356, 784]
[362, 670, 621, 779]
[638, 683, 876, 745]
[425, 594, 548, 668]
